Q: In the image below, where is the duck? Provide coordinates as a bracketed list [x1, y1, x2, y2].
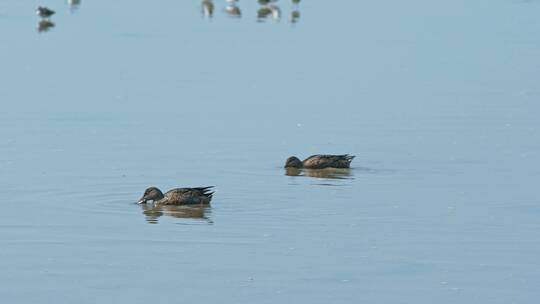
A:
[36, 6, 55, 19]
[137, 186, 214, 205]
[284, 154, 355, 169]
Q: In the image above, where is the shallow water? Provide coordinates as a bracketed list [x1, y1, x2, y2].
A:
[1, 0, 540, 303]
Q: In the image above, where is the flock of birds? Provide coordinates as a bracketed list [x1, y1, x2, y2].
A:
[35, 0, 300, 33]
[137, 154, 355, 208]
[201, 0, 301, 23]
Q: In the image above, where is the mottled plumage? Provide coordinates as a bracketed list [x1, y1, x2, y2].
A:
[285, 154, 355, 169]
[138, 186, 214, 206]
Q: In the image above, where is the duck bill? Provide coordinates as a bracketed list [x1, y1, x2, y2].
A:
[137, 198, 147, 204]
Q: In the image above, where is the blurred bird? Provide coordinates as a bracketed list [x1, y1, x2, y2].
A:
[201, 0, 214, 18]
[36, 6, 55, 19]
[225, 3, 241, 18]
[289, 10, 300, 23]
[67, 0, 81, 13]
[258, 4, 280, 21]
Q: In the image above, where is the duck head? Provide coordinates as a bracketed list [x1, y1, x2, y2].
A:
[284, 156, 303, 168]
[138, 187, 165, 204]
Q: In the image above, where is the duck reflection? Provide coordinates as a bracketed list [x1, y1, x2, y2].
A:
[67, 0, 81, 13]
[140, 204, 212, 224]
[285, 167, 353, 179]
[225, 0, 241, 18]
[37, 20, 55, 33]
[201, 0, 215, 18]
[289, 10, 300, 24]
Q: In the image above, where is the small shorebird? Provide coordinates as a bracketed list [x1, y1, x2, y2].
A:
[225, 2, 241, 18]
[257, 5, 281, 21]
[36, 6, 55, 19]
[201, 0, 214, 18]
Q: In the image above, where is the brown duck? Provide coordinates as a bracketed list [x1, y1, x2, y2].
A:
[137, 186, 214, 205]
[284, 154, 355, 169]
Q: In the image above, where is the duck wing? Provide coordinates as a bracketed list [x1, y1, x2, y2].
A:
[303, 154, 355, 169]
[162, 187, 214, 205]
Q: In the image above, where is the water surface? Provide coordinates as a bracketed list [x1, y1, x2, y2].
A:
[1, 0, 540, 303]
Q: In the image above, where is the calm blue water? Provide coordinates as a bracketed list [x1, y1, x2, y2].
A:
[1, 0, 540, 303]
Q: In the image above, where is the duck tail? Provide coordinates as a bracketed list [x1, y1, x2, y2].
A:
[205, 189, 215, 202]
[339, 154, 355, 167]
[341, 154, 355, 162]
[195, 186, 215, 198]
